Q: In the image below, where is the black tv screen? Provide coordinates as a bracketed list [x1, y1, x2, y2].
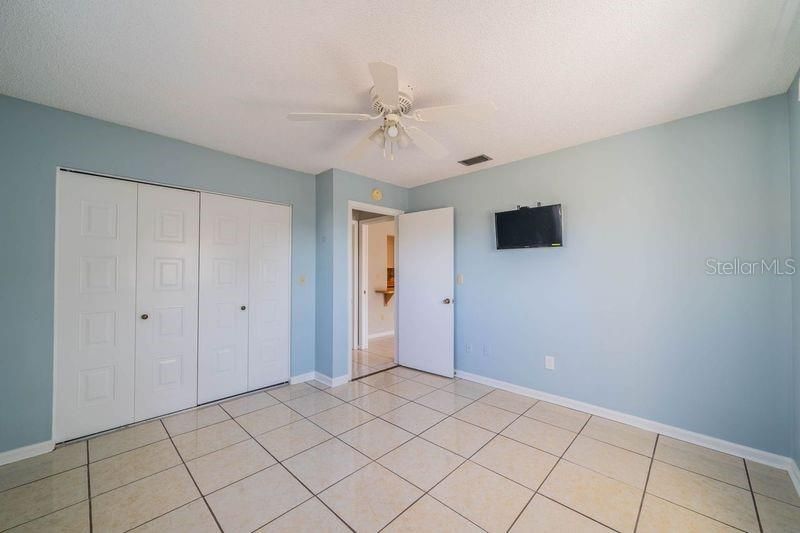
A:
[495, 204, 563, 249]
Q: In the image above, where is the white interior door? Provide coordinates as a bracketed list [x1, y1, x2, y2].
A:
[54, 171, 137, 441]
[247, 201, 291, 390]
[398, 207, 454, 377]
[134, 185, 199, 420]
[198, 193, 250, 403]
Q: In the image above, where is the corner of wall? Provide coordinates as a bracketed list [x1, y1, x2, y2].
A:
[788, 68, 800, 467]
[314, 170, 335, 377]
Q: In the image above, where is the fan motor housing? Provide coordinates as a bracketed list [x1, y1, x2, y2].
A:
[370, 85, 414, 115]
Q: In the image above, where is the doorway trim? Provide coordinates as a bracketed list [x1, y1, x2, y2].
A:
[347, 201, 404, 382]
[359, 215, 395, 351]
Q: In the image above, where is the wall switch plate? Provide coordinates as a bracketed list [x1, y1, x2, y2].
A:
[456, 273, 464, 285]
[483, 345, 490, 357]
[465, 343, 472, 353]
[545, 356, 555, 370]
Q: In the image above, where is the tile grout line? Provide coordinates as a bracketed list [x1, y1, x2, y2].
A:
[94, 443, 217, 530]
[0, 463, 87, 497]
[90, 373, 619, 532]
[374, 395, 498, 531]
[531, 415, 618, 531]
[633, 433, 658, 532]
[0, 501, 90, 533]
[6, 375, 498, 531]
[352, 363, 399, 380]
[568, 422, 750, 532]
[393, 394, 537, 532]
[651, 457, 760, 492]
[540, 494, 627, 533]
[435, 384, 770, 531]
[118, 497, 208, 533]
[31, 368, 794, 532]
[88, 434, 172, 465]
[160, 418, 226, 533]
[505, 410, 594, 532]
[327, 377, 610, 531]
[0, 375, 644, 530]
[58, 380, 289, 455]
[85, 458, 183, 500]
[743, 458, 764, 533]
[224, 401, 357, 533]
[642, 461, 764, 531]
[465, 402, 534, 532]
[215, 373, 784, 530]
[0, 445, 94, 532]
[639, 494, 749, 533]
[292, 376, 490, 532]
[86, 441, 93, 533]
[87, 441, 226, 500]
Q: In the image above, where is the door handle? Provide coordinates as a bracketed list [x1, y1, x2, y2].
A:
[140, 313, 149, 320]
[442, 298, 452, 304]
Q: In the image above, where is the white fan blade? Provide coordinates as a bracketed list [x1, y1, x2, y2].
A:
[346, 128, 382, 160]
[368, 62, 399, 108]
[287, 112, 372, 121]
[411, 101, 497, 122]
[405, 126, 448, 159]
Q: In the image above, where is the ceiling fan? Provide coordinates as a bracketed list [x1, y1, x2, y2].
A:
[287, 62, 496, 161]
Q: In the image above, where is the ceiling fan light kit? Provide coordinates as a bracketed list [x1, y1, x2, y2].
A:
[287, 62, 496, 162]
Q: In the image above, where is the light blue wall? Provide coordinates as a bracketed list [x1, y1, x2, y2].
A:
[315, 170, 335, 377]
[314, 169, 408, 378]
[1, 88, 796, 459]
[331, 170, 408, 377]
[789, 70, 800, 465]
[0, 95, 317, 454]
[409, 95, 793, 455]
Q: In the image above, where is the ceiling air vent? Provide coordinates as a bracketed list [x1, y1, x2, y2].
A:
[458, 154, 493, 166]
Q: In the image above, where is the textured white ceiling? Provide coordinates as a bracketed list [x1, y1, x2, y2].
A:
[2, 1, 799, 187]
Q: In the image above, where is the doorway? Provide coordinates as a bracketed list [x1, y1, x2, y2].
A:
[349, 204, 401, 379]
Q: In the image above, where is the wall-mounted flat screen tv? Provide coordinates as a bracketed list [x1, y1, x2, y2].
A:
[495, 204, 563, 249]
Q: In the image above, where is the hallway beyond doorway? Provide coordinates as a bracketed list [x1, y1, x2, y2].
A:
[352, 335, 396, 378]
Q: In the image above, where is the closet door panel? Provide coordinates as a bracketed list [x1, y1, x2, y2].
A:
[134, 185, 199, 420]
[198, 193, 250, 403]
[248, 202, 291, 390]
[54, 171, 137, 441]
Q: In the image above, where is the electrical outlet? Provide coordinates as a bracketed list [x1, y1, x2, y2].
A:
[545, 356, 555, 370]
[465, 343, 472, 354]
[456, 273, 464, 285]
[483, 344, 490, 358]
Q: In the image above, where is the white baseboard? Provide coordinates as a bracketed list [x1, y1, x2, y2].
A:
[368, 331, 395, 340]
[456, 369, 800, 494]
[313, 372, 349, 388]
[290, 372, 315, 385]
[789, 459, 800, 495]
[0, 440, 55, 467]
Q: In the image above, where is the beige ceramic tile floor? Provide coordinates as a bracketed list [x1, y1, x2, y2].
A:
[1, 367, 799, 532]
[352, 335, 396, 378]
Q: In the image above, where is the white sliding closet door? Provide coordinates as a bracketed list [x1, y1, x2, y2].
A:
[198, 193, 250, 403]
[248, 202, 291, 390]
[134, 185, 199, 420]
[54, 171, 137, 441]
